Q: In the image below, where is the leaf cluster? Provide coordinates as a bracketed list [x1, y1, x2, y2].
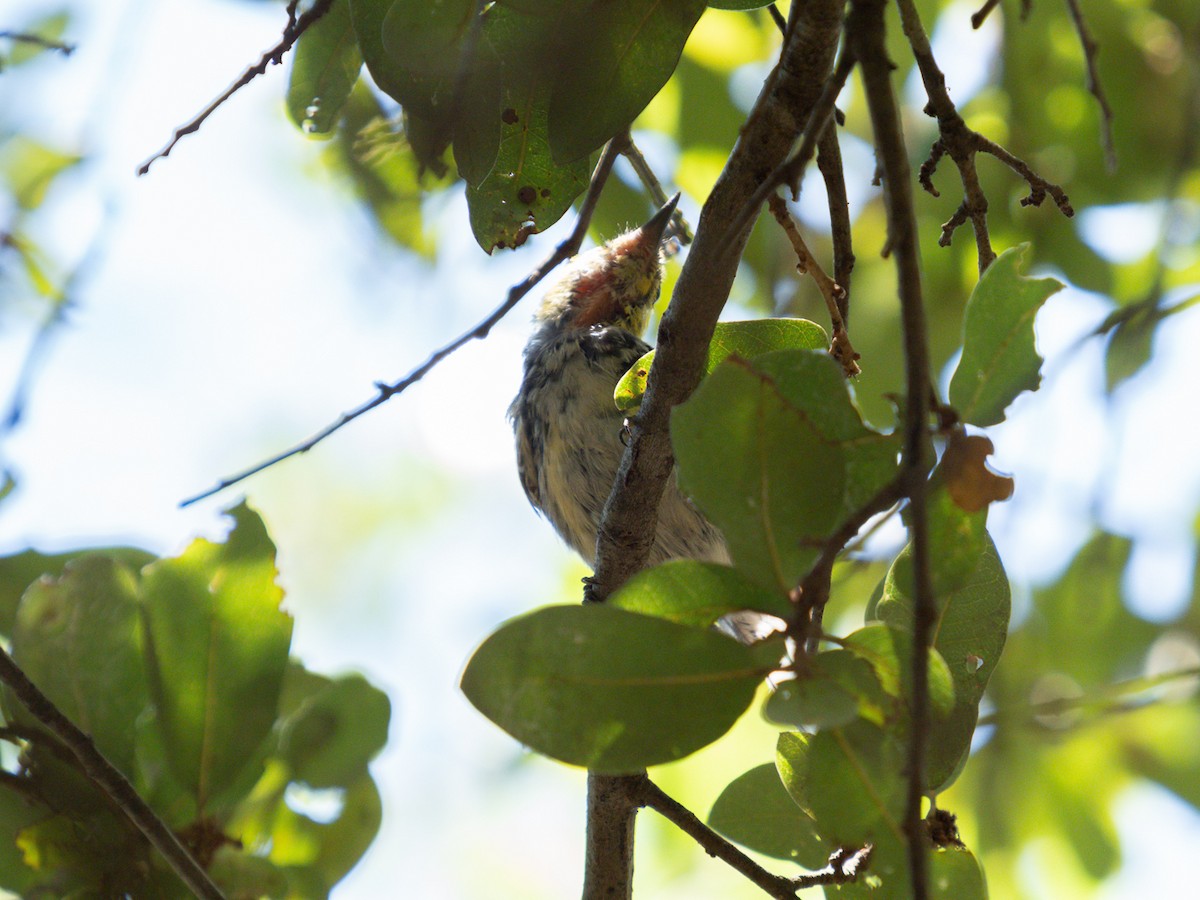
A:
[0, 504, 389, 899]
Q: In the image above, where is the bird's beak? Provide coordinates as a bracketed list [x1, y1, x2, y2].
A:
[639, 192, 681, 247]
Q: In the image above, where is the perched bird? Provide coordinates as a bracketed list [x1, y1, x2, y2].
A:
[509, 194, 729, 570]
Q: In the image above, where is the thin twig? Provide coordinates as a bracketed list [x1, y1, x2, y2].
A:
[896, 0, 1073, 273]
[795, 475, 907, 654]
[719, 48, 857, 260]
[979, 666, 1200, 728]
[766, 3, 788, 35]
[849, 0, 936, 896]
[617, 134, 693, 247]
[634, 776, 870, 898]
[969, 0, 1003, 29]
[0, 647, 225, 899]
[816, 121, 855, 326]
[767, 194, 860, 377]
[181, 138, 624, 506]
[1062, 0, 1117, 173]
[137, 0, 335, 175]
[0, 30, 75, 55]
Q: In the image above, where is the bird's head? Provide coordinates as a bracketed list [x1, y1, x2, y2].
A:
[534, 193, 679, 340]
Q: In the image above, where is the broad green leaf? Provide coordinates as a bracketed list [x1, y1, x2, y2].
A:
[258, 773, 383, 889]
[548, 0, 706, 163]
[0, 546, 155, 640]
[140, 503, 293, 807]
[672, 350, 899, 594]
[843, 624, 956, 721]
[609, 559, 792, 625]
[806, 721, 905, 847]
[929, 846, 988, 899]
[615, 318, 828, 412]
[461, 604, 776, 772]
[948, 244, 1063, 426]
[766, 649, 894, 728]
[707, 762, 827, 866]
[278, 674, 391, 788]
[10, 555, 147, 775]
[353, 0, 475, 121]
[876, 537, 1010, 791]
[287, 0, 362, 136]
[210, 848, 289, 900]
[464, 100, 591, 251]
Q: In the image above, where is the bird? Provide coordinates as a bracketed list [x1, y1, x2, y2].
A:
[508, 194, 730, 572]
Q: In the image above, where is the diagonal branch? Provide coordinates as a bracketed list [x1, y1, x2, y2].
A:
[181, 136, 624, 507]
[137, 0, 335, 175]
[0, 647, 225, 899]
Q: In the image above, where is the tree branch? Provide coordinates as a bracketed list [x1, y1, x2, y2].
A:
[0, 647, 225, 899]
[583, 1, 848, 896]
[181, 138, 624, 506]
[137, 0, 335, 175]
[633, 776, 870, 897]
[848, 1, 935, 896]
[0, 30, 75, 56]
[896, 0, 1073, 273]
[1063, 0, 1117, 173]
[816, 121, 855, 325]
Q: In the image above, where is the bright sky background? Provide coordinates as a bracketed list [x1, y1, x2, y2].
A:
[2, 1, 1199, 897]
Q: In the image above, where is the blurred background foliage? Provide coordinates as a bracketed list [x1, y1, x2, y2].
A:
[1, 0, 1199, 896]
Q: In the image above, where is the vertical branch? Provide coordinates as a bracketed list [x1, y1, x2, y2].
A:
[582, 0, 848, 895]
[817, 122, 855, 325]
[848, 1, 935, 898]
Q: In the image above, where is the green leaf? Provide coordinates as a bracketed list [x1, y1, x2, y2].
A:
[609, 559, 793, 625]
[707, 762, 827, 866]
[287, 0, 362, 136]
[353, 0, 475, 121]
[10, 555, 147, 776]
[765, 650, 890, 728]
[140, 503, 293, 807]
[278, 674, 391, 789]
[948, 244, 1064, 426]
[806, 720, 905, 847]
[547, 0, 706, 163]
[464, 101, 591, 251]
[843, 624, 956, 721]
[929, 846, 988, 899]
[0, 546, 155, 640]
[0, 137, 81, 211]
[615, 318, 829, 413]
[672, 350, 899, 594]
[461, 604, 776, 772]
[875, 537, 1010, 791]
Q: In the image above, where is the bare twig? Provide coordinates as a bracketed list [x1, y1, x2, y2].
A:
[0, 30, 75, 56]
[0, 647, 224, 899]
[719, 48, 857, 258]
[795, 475, 907, 654]
[633, 776, 870, 897]
[617, 134, 693, 246]
[849, 0, 936, 896]
[816, 121, 855, 325]
[182, 138, 624, 507]
[1063, 0, 1117, 173]
[969, 0, 1003, 29]
[767, 194, 860, 377]
[137, 0, 335, 175]
[896, 0, 1073, 273]
[979, 666, 1200, 728]
[766, 3, 788, 35]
